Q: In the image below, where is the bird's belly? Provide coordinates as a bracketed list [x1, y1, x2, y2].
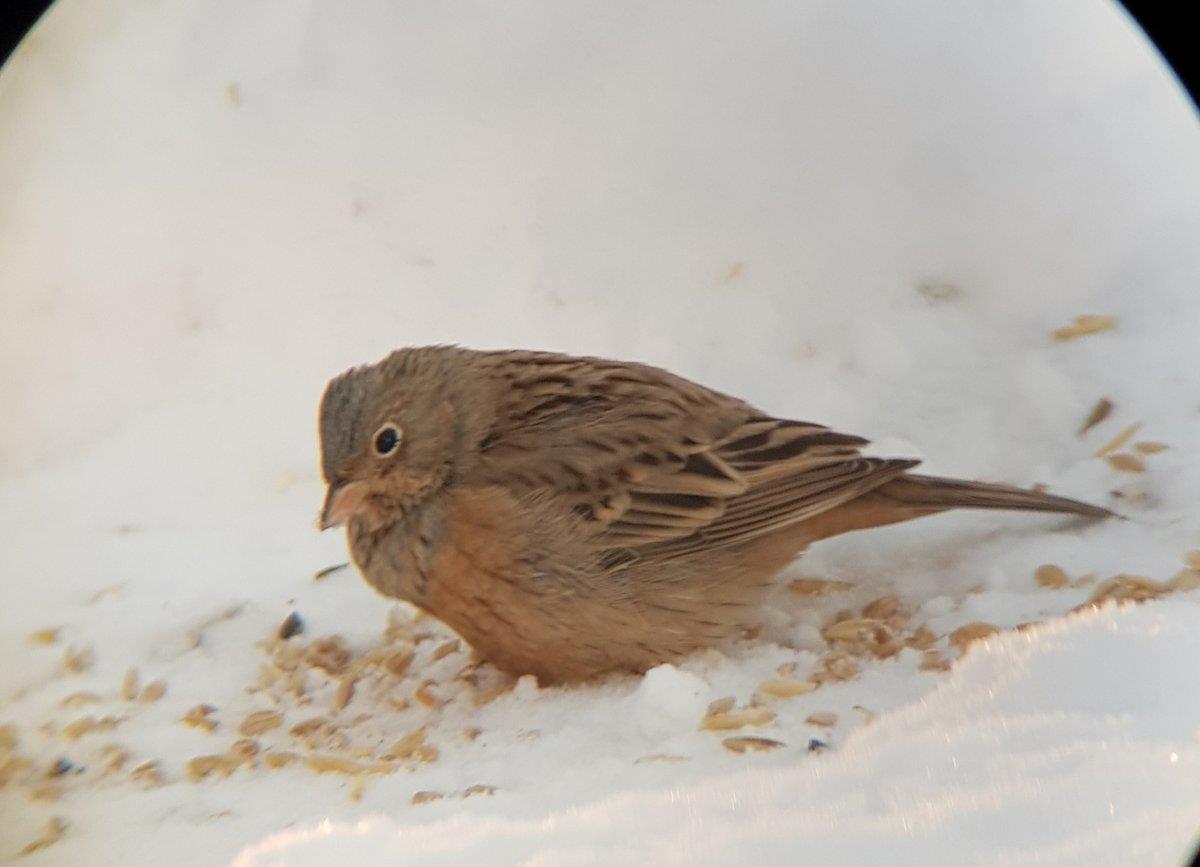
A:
[409, 486, 775, 681]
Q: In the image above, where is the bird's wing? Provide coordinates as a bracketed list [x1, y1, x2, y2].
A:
[469, 351, 916, 555]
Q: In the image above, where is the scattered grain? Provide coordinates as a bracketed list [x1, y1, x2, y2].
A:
[707, 696, 736, 716]
[1052, 314, 1117, 341]
[822, 618, 883, 643]
[27, 628, 60, 646]
[313, 562, 349, 581]
[130, 760, 164, 787]
[1035, 564, 1071, 589]
[414, 745, 439, 763]
[700, 707, 776, 731]
[181, 705, 218, 733]
[229, 739, 260, 764]
[1173, 570, 1200, 592]
[239, 711, 283, 737]
[414, 681, 442, 709]
[138, 680, 167, 703]
[852, 705, 877, 724]
[120, 668, 139, 701]
[862, 595, 903, 620]
[722, 736, 783, 753]
[17, 817, 66, 857]
[306, 754, 397, 776]
[333, 678, 357, 711]
[906, 625, 937, 650]
[1095, 423, 1141, 458]
[755, 678, 818, 699]
[949, 622, 1000, 652]
[1083, 574, 1169, 607]
[1106, 453, 1145, 473]
[186, 754, 237, 781]
[788, 578, 853, 596]
[916, 281, 962, 303]
[919, 649, 950, 671]
[815, 652, 859, 682]
[278, 612, 304, 640]
[1078, 398, 1114, 436]
[635, 753, 688, 764]
[305, 637, 351, 675]
[385, 729, 426, 760]
[99, 746, 128, 774]
[86, 584, 122, 604]
[263, 751, 298, 769]
[59, 692, 101, 709]
[383, 649, 414, 678]
[62, 715, 122, 741]
[62, 645, 93, 674]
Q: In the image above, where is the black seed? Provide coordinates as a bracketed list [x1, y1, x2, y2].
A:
[313, 562, 349, 581]
[278, 611, 304, 640]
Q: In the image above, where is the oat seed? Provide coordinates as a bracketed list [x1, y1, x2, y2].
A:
[239, 711, 283, 737]
[722, 736, 783, 753]
[138, 680, 167, 703]
[1034, 564, 1071, 589]
[755, 678, 818, 699]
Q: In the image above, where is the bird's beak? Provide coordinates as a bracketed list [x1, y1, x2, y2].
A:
[319, 481, 367, 530]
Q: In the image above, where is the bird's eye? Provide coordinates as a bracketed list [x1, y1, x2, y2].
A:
[372, 423, 403, 457]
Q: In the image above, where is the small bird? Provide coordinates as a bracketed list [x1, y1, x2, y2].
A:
[318, 346, 1109, 682]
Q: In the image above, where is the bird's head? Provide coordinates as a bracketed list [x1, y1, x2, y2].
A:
[316, 347, 487, 532]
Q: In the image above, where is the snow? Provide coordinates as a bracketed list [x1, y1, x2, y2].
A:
[2, 0, 1199, 864]
[232, 604, 1200, 867]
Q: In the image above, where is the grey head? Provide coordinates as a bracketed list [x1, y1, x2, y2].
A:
[316, 345, 489, 530]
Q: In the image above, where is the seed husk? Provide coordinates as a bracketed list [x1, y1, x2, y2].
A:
[239, 711, 283, 737]
[722, 736, 784, 753]
[1105, 453, 1145, 473]
[1034, 564, 1070, 589]
[788, 578, 853, 596]
[138, 680, 167, 703]
[1095, 423, 1141, 458]
[17, 817, 67, 857]
[1077, 398, 1113, 436]
[120, 668, 139, 701]
[700, 707, 776, 731]
[1052, 314, 1117, 341]
[949, 622, 1000, 652]
[755, 678, 818, 699]
[28, 628, 60, 646]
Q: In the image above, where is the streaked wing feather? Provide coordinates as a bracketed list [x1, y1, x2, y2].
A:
[469, 352, 908, 555]
[636, 458, 920, 557]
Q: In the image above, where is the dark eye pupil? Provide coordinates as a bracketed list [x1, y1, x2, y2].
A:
[374, 427, 399, 455]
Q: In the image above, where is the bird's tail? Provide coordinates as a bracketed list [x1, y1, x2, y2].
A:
[874, 473, 1113, 519]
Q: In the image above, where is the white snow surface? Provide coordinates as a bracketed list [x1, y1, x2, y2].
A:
[2, 1, 1200, 864]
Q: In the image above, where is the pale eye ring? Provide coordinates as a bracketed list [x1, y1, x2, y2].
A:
[372, 423, 403, 457]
